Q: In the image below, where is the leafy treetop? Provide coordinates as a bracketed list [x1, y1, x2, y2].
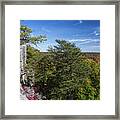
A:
[20, 25, 47, 45]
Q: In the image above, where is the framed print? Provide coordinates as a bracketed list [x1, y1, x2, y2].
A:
[0, 0, 119, 119]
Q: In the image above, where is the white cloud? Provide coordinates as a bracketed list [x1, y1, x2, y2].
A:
[95, 33, 99, 36]
[68, 38, 100, 46]
[69, 38, 99, 43]
[73, 20, 83, 25]
[69, 39, 86, 42]
[78, 41, 91, 45]
[79, 20, 83, 24]
[89, 30, 100, 36]
[41, 27, 51, 33]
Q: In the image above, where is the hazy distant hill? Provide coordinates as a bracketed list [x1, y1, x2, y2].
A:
[83, 52, 100, 63]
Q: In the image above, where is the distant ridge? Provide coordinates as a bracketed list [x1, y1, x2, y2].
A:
[40, 51, 100, 54]
[82, 52, 100, 55]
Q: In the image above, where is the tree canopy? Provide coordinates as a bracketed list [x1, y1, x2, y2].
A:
[25, 40, 100, 100]
[20, 25, 47, 45]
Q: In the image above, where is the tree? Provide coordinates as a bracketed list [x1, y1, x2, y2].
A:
[46, 40, 100, 100]
[76, 59, 100, 100]
[24, 39, 100, 100]
[20, 25, 47, 45]
[47, 40, 83, 99]
[20, 25, 47, 88]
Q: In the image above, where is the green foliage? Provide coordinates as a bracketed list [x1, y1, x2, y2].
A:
[20, 25, 47, 45]
[25, 46, 44, 82]
[20, 25, 47, 87]
[26, 40, 100, 100]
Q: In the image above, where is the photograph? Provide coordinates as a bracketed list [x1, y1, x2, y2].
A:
[20, 20, 100, 100]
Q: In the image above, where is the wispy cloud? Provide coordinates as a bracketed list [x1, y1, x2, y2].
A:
[79, 20, 83, 24]
[78, 41, 92, 45]
[88, 30, 100, 36]
[68, 38, 100, 47]
[69, 38, 99, 42]
[41, 27, 51, 33]
[73, 20, 83, 25]
[68, 39, 86, 42]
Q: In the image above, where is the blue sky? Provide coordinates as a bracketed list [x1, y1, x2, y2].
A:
[20, 20, 100, 52]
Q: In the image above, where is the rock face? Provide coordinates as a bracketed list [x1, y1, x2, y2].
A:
[20, 85, 41, 100]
